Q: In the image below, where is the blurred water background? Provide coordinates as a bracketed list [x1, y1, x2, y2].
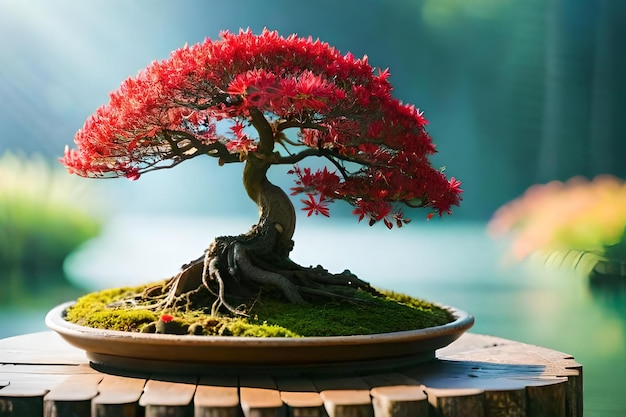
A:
[1, 0, 625, 415]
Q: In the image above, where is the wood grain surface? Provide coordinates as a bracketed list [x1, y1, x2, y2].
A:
[0, 331, 582, 417]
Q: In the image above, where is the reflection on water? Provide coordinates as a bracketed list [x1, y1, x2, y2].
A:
[0, 271, 85, 338]
[2, 215, 625, 416]
[584, 280, 626, 415]
[419, 269, 626, 417]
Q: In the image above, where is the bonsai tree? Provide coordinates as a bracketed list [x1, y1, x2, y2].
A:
[62, 29, 462, 316]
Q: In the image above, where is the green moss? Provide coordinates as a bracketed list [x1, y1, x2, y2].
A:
[224, 320, 299, 337]
[66, 285, 157, 332]
[249, 290, 452, 336]
[65, 282, 454, 337]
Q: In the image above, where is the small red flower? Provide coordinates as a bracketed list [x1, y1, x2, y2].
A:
[160, 314, 174, 323]
[125, 168, 141, 181]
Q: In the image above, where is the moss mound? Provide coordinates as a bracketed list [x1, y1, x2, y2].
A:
[65, 282, 454, 337]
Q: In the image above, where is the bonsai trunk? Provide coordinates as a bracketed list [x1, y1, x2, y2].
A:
[241, 153, 297, 266]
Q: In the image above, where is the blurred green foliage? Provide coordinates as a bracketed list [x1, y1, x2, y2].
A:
[0, 152, 103, 274]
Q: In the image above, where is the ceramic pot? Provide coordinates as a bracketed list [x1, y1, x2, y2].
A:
[46, 301, 474, 375]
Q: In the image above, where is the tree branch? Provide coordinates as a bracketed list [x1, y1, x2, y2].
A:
[273, 148, 322, 164]
[276, 118, 326, 132]
[272, 148, 360, 180]
[248, 107, 275, 156]
[166, 130, 241, 164]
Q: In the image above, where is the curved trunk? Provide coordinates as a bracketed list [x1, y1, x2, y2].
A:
[242, 154, 296, 261]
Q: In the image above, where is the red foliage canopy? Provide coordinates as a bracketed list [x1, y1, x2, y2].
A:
[62, 29, 462, 227]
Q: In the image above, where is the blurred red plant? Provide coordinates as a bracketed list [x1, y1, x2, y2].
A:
[488, 175, 626, 261]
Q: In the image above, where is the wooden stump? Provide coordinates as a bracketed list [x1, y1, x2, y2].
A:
[0, 332, 582, 417]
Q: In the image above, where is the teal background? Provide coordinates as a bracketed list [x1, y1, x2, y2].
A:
[1, 0, 624, 220]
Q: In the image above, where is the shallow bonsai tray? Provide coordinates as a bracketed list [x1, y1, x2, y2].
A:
[46, 301, 474, 375]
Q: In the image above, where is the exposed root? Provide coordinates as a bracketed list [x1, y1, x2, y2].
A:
[233, 243, 305, 304]
[108, 230, 379, 318]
